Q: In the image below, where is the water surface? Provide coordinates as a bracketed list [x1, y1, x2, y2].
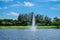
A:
[0, 29, 60, 40]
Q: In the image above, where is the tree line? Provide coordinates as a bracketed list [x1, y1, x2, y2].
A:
[0, 12, 60, 28]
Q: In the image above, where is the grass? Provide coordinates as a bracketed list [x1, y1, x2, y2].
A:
[0, 26, 29, 29]
[0, 26, 60, 29]
[37, 26, 60, 29]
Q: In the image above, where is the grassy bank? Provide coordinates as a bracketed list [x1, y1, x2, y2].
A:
[0, 26, 29, 29]
[0, 26, 60, 29]
[37, 26, 60, 29]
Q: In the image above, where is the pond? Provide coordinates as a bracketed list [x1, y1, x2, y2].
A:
[0, 29, 60, 40]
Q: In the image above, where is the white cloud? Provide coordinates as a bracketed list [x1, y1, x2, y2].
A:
[0, 2, 35, 10]
[7, 12, 19, 16]
[17, 1, 21, 4]
[0, 4, 20, 10]
[48, 0, 60, 1]
[0, 6, 8, 9]
[3, 6, 8, 9]
[23, 2, 35, 7]
[51, 7, 60, 10]
[50, 4, 60, 10]
[50, 0, 58, 1]
[0, 7, 2, 9]
[0, 0, 13, 2]
[10, 4, 20, 7]
[37, 0, 60, 2]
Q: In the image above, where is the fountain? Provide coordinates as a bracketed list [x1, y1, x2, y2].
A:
[30, 14, 36, 31]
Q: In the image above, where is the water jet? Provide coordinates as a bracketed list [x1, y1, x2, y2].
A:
[30, 14, 36, 31]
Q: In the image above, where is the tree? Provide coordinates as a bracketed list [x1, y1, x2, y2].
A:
[35, 14, 44, 25]
[0, 19, 3, 26]
[53, 17, 60, 28]
[44, 16, 51, 26]
[18, 14, 28, 26]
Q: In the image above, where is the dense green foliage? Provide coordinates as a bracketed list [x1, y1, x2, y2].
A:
[52, 17, 60, 28]
[0, 12, 60, 28]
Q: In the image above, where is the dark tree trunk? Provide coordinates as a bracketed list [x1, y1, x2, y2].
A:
[56, 25, 59, 28]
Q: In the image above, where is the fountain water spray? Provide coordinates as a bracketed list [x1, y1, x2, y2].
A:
[30, 14, 36, 31]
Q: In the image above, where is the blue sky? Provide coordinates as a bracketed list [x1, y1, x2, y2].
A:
[0, 0, 60, 20]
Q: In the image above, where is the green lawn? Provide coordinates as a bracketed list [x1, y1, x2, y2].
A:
[0, 26, 60, 29]
[37, 26, 60, 29]
[0, 26, 29, 29]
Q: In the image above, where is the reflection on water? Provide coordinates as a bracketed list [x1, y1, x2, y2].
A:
[0, 29, 60, 40]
